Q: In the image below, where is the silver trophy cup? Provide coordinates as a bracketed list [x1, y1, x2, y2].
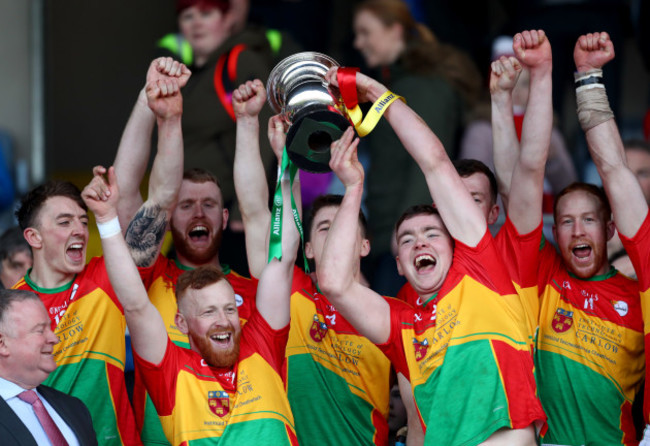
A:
[266, 52, 352, 173]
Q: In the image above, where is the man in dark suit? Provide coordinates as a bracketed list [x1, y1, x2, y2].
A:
[0, 289, 97, 445]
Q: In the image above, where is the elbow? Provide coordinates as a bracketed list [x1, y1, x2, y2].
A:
[317, 268, 348, 301]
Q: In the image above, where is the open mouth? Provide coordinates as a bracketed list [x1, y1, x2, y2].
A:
[189, 225, 210, 242]
[66, 243, 84, 262]
[414, 254, 436, 272]
[572, 243, 592, 260]
[210, 332, 232, 348]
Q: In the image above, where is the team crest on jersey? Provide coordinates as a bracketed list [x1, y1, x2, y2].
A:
[310, 315, 328, 342]
[208, 390, 230, 417]
[612, 300, 628, 317]
[413, 338, 429, 361]
[552, 308, 574, 333]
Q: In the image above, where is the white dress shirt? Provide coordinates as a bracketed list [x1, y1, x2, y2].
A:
[0, 376, 80, 446]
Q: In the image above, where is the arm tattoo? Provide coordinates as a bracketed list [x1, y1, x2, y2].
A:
[125, 202, 167, 267]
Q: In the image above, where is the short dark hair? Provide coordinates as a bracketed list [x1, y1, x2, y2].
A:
[306, 194, 368, 240]
[176, 265, 228, 304]
[15, 180, 86, 231]
[453, 158, 498, 205]
[394, 204, 441, 235]
[0, 227, 31, 274]
[553, 182, 612, 223]
[0, 289, 40, 330]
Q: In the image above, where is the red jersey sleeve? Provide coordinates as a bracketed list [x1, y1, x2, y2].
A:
[242, 310, 290, 373]
[377, 298, 417, 380]
[133, 337, 182, 416]
[620, 209, 650, 291]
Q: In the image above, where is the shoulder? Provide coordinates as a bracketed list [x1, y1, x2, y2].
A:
[37, 385, 86, 409]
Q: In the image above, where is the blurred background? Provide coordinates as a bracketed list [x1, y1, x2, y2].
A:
[1, 0, 649, 259]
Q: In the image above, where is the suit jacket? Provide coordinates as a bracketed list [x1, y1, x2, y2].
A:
[0, 384, 97, 445]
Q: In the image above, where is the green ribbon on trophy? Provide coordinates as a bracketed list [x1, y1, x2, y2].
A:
[268, 147, 310, 272]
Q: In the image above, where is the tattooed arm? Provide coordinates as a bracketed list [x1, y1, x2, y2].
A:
[124, 203, 168, 267]
[125, 74, 186, 268]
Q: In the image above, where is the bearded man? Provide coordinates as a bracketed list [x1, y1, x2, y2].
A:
[81, 160, 300, 445]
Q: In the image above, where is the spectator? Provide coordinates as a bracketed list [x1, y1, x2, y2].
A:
[351, 0, 482, 297]
[0, 289, 97, 445]
[0, 227, 32, 289]
[172, 0, 275, 224]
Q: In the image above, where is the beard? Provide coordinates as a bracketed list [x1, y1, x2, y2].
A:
[191, 325, 241, 368]
[171, 222, 223, 265]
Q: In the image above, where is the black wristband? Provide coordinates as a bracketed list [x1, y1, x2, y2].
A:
[575, 75, 603, 88]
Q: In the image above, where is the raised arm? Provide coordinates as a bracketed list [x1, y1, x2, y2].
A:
[114, 57, 190, 229]
[489, 55, 522, 207]
[125, 72, 188, 268]
[574, 32, 648, 237]
[233, 80, 275, 278]
[318, 127, 391, 343]
[326, 69, 485, 246]
[507, 30, 553, 234]
[233, 80, 301, 278]
[82, 167, 168, 365]
[254, 155, 300, 330]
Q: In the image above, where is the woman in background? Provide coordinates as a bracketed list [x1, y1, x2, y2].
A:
[352, 0, 482, 297]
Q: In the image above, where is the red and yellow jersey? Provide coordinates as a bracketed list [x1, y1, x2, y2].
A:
[285, 266, 391, 446]
[134, 310, 297, 446]
[510, 222, 644, 445]
[380, 231, 546, 446]
[398, 221, 539, 344]
[13, 257, 140, 446]
[619, 210, 650, 428]
[135, 254, 258, 445]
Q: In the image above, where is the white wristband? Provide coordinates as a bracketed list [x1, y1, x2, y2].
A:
[97, 216, 121, 239]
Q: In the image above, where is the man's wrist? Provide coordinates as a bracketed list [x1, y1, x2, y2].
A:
[97, 215, 121, 239]
[365, 82, 389, 103]
[490, 90, 513, 105]
[576, 64, 599, 73]
[236, 115, 261, 127]
[157, 114, 183, 125]
[575, 68, 613, 131]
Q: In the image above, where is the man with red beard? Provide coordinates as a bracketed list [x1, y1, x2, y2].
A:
[82, 156, 300, 444]
[494, 32, 644, 445]
[113, 58, 258, 444]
